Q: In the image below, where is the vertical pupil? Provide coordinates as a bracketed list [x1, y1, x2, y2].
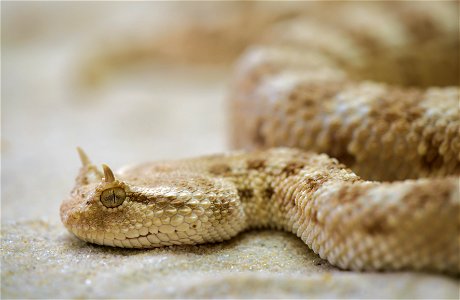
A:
[101, 188, 125, 208]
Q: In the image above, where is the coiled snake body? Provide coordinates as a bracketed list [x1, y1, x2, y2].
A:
[61, 147, 459, 274]
[61, 3, 459, 274]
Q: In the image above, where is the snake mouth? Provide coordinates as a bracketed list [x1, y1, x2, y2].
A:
[68, 226, 190, 248]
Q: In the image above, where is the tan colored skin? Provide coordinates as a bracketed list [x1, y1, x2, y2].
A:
[61, 148, 459, 274]
[229, 4, 459, 181]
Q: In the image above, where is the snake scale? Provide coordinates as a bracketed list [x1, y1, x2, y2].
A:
[61, 3, 459, 274]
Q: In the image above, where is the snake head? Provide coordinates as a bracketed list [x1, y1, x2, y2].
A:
[61, 148, 246, 248]
[60, 149, 133, 245]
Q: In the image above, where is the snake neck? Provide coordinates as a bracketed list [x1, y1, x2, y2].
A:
[223, 150, 361, 230]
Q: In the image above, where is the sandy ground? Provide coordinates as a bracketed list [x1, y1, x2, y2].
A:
[2, 2, 459, 299]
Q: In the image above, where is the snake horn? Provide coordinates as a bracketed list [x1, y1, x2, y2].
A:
[102, 164, 115, 183]
[77, 147, 91, 166]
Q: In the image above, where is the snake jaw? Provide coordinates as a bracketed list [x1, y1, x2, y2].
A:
[61, 182, 130, 245]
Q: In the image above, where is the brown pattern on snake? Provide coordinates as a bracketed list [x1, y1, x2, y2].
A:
[247, 159, 266, 170]
[362, 216, 392, 236]
[209, 163, 232, 176]
[282, 162, 305, 177]
[237, 188, 254, 202]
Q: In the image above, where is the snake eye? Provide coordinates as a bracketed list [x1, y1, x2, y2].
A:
[100, 187, 126, 208]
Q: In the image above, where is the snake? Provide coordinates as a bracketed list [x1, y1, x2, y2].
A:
[61, 3, 460, 274]
[61, 148, 458, 274]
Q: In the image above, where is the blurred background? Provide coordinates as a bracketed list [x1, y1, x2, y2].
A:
[2, 1, 314, 222]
